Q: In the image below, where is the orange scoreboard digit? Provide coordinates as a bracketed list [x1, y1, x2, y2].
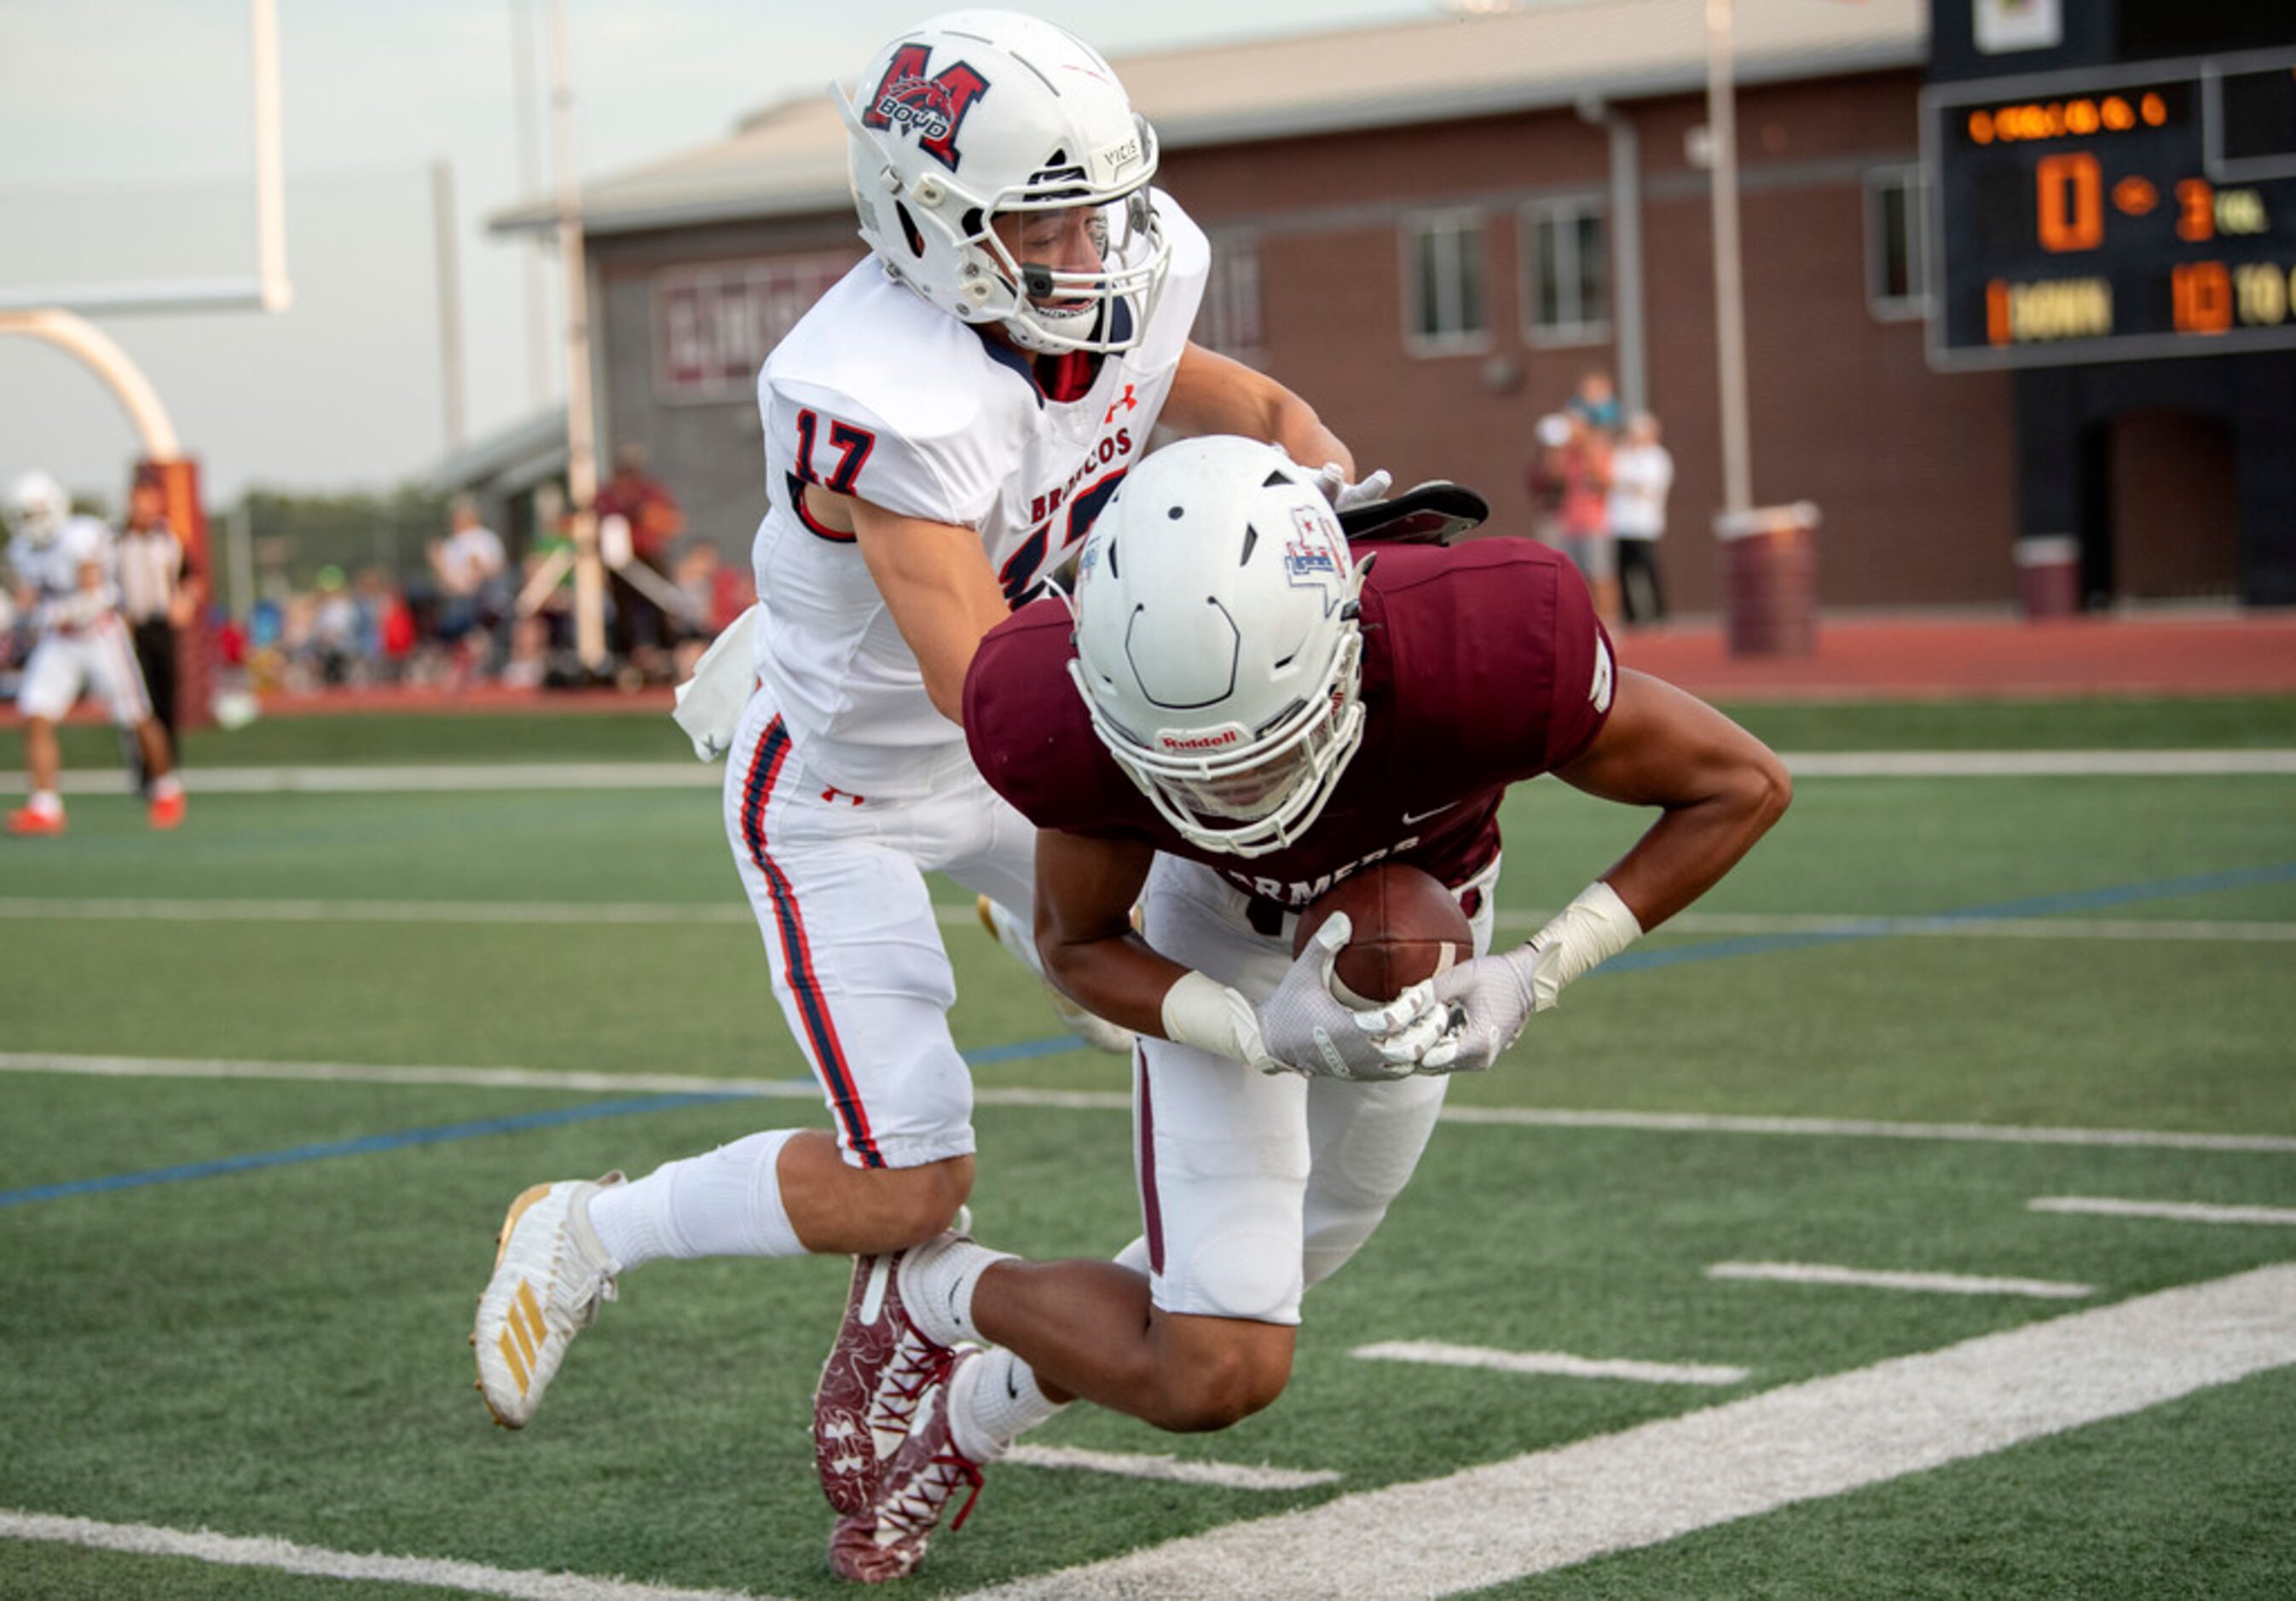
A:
[1923, 49, 2296, 368]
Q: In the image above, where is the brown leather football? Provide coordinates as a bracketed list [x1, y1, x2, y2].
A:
[1292, 863, 1473, 1005]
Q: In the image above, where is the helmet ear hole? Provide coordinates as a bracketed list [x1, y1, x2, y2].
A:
[960, 207, 985, 239]
[894, 201, 927, 260]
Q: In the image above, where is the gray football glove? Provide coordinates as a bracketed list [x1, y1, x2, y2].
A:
[1411, 941, 1556, 1075]
[1258, 912, 1452, 1081]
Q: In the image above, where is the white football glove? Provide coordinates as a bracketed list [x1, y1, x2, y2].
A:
[1408, 941, 1560, 1075]
[1258, 913, 1454, 1081]
[1312, 463, 1394, 514]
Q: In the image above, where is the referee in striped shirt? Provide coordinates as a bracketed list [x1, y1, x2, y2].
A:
[116, 475, 200, 783]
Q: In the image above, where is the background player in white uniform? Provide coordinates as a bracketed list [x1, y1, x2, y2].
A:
[5, 471, 185, 835]
[473, 14, 1382, 1575]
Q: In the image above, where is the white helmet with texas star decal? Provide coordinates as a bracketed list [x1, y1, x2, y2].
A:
[1067, 436, 1373, 858]
[836, 9, 1169, 355]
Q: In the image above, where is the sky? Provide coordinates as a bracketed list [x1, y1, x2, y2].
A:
[0, 0, 1442, 506]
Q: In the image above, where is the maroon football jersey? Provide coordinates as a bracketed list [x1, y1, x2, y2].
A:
[963, 537, 1615, 910]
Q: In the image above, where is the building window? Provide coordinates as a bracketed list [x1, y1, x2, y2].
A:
[1523, 199, 1610, 345]
[1200, 234, 1265, 360]
[1865, 166, 1929, 320]
[1401, 210, 1489, 354]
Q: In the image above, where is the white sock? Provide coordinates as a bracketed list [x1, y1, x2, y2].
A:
[150, 774, 182, 801]
[899, 1236, 1013, 1348]
[27, 790, 61, 818]
[587, 1129, 804, 1268]
[957, 1345, 1065, 1458]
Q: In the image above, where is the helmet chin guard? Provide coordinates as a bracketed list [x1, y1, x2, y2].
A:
[838, 10, 1171, 355]
[1067, 436, 1373, 858]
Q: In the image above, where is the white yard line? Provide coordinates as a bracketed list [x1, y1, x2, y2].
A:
[1353, 1342, 1749, 1386]
[2030, 1195, 2296, 1227]
[1491, 910, 2296, 942]
[47, 763, 716, 794]
[0, 897, 754, 926]
[0, 1509, 771, 1601]
[1003, 1446, 1339, 1491]
[1782, 750, 2296, 777]
[19, 748, 2296, 799]
[9, 1052, 2296, 1153]
[15, 1276, 2292, 1601]
[1706, 1262, 2094, 1298]
[9, 896, 2293, 944]
[970, 1265, 2296, 1600]
[1437, 1104, 2296, 1154]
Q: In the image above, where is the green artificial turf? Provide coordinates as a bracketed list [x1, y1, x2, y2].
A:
[2, 702, 2291, 1598]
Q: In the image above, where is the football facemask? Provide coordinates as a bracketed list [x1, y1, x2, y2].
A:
[838, 10, 1170, 355]
[1067, 436, 1372, 858]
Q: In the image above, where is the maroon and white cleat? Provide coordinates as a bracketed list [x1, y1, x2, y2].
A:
[813, 1249, 954, 1516]
[827, 1348, 992, 1585]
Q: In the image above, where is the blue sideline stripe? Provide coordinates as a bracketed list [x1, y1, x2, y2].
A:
[11, 861, 2288, 1211]
[1606, 861, 2296, 975]
[0, 1092, 751, 1211]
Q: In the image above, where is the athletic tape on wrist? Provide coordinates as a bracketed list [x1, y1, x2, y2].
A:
[1526, 881, 1643, 1010]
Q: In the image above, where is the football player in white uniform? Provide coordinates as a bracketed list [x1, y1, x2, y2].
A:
[5, 471, 185, 835]
[473, 11, 1379, 1579]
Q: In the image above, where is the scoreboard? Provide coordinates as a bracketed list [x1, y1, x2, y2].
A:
[1924, 49, 2296, 368]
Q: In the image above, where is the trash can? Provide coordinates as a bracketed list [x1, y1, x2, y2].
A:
[1715, 501, 1820, 657]
[2015, 535, 2083, 619]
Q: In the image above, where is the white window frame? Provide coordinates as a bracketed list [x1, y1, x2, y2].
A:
[1864, 165, 1931, 321]
[1400, 208, 1491, 356]
[1521, 197, 1611, 348]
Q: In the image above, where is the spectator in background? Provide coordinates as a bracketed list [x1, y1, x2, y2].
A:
[115, 474, 200, 785]
[1525, 412, 1571, 544]
[1566, 367, 1621, 436]
[306, 565, 359, 685]
[1608, 411, 1675, 626]
[430, 494, 507, 676]
[595, 443, 685, 676]
[1556, 411, 1621, 626]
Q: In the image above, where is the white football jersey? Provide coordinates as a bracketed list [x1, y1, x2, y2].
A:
[9, 516, 119, 631]
[750, 190, 1210, 795]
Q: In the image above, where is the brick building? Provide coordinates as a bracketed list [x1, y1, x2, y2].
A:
[494, 0, 2293, 614]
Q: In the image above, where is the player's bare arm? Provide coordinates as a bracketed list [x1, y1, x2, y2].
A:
[840, 492, 1014, 725]
[1161, 341, 1352, 477]
[1032, 829, 1183, 1035]
[1414, 668, 1789, 1073]
[1556, 668, 1792, 931]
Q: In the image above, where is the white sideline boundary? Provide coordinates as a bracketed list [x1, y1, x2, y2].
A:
[971, 1266, 2296, 1599]
[21, 748, 2296, 796]
[0, 1509, 770, 1601]
[1003, 1446, 1340, 1491]
[2030, 1196, 2296, 1227]
[1707, 1262, 2094, 1298]
[13, 1272, 2293, 1599]
[1353, 1342, 1749, 1386]
[9, 1051, 2296, 1153]
[6, 896, 2293, 945]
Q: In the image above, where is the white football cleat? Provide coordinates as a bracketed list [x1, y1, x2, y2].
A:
[976, 895, 1134, 1055]
[472, 1173, 623, 1428]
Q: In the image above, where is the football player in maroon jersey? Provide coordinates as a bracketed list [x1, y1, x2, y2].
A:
[822, 436, 1788, 1576]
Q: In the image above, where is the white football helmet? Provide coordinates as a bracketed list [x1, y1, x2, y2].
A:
[5, 471, 68, 549]
[838, 9, 1168, 355]
[1068, 437, 1372, 858]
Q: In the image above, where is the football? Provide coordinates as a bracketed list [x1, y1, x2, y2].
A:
[1292, 863, 1473, 1006]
